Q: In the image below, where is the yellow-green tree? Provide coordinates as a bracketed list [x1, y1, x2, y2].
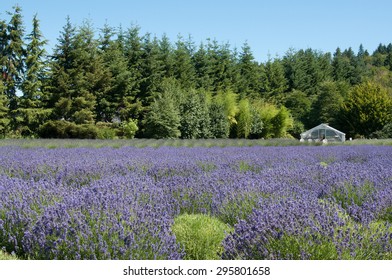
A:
[341, 81, 392, 137]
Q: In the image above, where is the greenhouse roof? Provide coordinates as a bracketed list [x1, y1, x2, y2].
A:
[300, 123, 346, 142]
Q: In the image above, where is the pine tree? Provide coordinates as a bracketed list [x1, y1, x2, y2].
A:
[159, 34, 174, 78]
[236, 42, 260, 98]
[193, 42, 213, 91]
[16, 14, 51, 135]
[308, 81, 348, 128]
[262, 57, 288, 101]
[3, 5, 25, 113]
[173, 35, 196, 89]
[208, 39, 234, 93]
[69, 20, 105, 124]
[140, 33, 165, 105]
[124, 25, 143, 104]
[49, 16, 76, 120]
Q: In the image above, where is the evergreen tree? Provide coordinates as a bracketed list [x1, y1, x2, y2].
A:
[262, 57, 288, 101]
[173, 35, 196, 89]
[3, 5, 25, 113]
[159, 34, 174, 78]
[49, 16, 76, 120]
[21, 14, 47, 107]
[236, 42, 260, 97]
[179, 89, 211, 139]
[289, 48, 331, 96]
[70, 20, 107, 124]
[283, 89, 311, 127]
[208, 39, 234, 92]
[124, 25, 143, 103]
[140, 33, 165, 105]
[98, 24, 140, 123]
[193, 42, 213, 91]
[17, 14, 51, 135]
[308, 81, 348, 128]
[143, 89, 181, 138]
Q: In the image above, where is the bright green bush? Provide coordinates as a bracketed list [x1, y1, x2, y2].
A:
[172, 213, 233, 260]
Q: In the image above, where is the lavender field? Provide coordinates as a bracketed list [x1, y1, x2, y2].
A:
[0, 143, 391, 260]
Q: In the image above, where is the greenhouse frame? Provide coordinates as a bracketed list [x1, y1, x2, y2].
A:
[300, 123, 346, 142]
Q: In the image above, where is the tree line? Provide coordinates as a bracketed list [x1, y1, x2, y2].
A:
[1, 5, 391, 139]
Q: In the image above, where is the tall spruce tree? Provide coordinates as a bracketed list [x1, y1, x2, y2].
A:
[262, 58, 288, 101]
[143, 81, 181, 138]
[193, 42, 213, 91]
[49, 16, 76, 121]
[140, 33, 165, 105]
[236, 42, 260, 98]
[173, 35, 196, 89]
[98, 23, 137, 122]
[17, 14, 50, 135]
[69, 20, 106, 124]
[124, 25, 143, 104]
[3, 5, 25, 114]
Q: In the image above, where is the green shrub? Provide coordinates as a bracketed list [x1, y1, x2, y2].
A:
[96, 122, 118, 139]
[172, 213, 233, 260]
[121, 119, 138, 139]
[38, 120, 99, 139]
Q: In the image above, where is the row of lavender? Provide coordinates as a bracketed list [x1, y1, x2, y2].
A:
[0, 145, 391, 259]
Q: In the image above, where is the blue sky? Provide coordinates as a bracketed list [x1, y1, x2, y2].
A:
[2, 0, 392, 62]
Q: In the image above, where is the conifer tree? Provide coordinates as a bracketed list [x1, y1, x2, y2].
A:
[17, 14, 51, 135]
[140, 34, 165, 105]
[193, 42, 213, 91]
[3, 5, 25, 113]
[124, 25, 143, 103]
[49, 16, 76, 121]
[159, 34, 174, 78]
[173, 35, 196, 89]
[143, 82, 181, 138]
[236, 42, 260, 98]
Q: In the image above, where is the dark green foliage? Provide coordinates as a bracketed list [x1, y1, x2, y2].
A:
[236, 42, 260, 97]
[308, 81, 348, 128]
[38, 120, 98, 139]
[371, 123, 392, 139]
[283, 89, 311, 126]
[1, 5, 392, 139]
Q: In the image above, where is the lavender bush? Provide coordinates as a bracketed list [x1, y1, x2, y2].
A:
[0, 144, 391, 259]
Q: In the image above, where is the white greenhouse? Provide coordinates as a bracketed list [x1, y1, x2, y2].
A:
[300, 123, 346, 142]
